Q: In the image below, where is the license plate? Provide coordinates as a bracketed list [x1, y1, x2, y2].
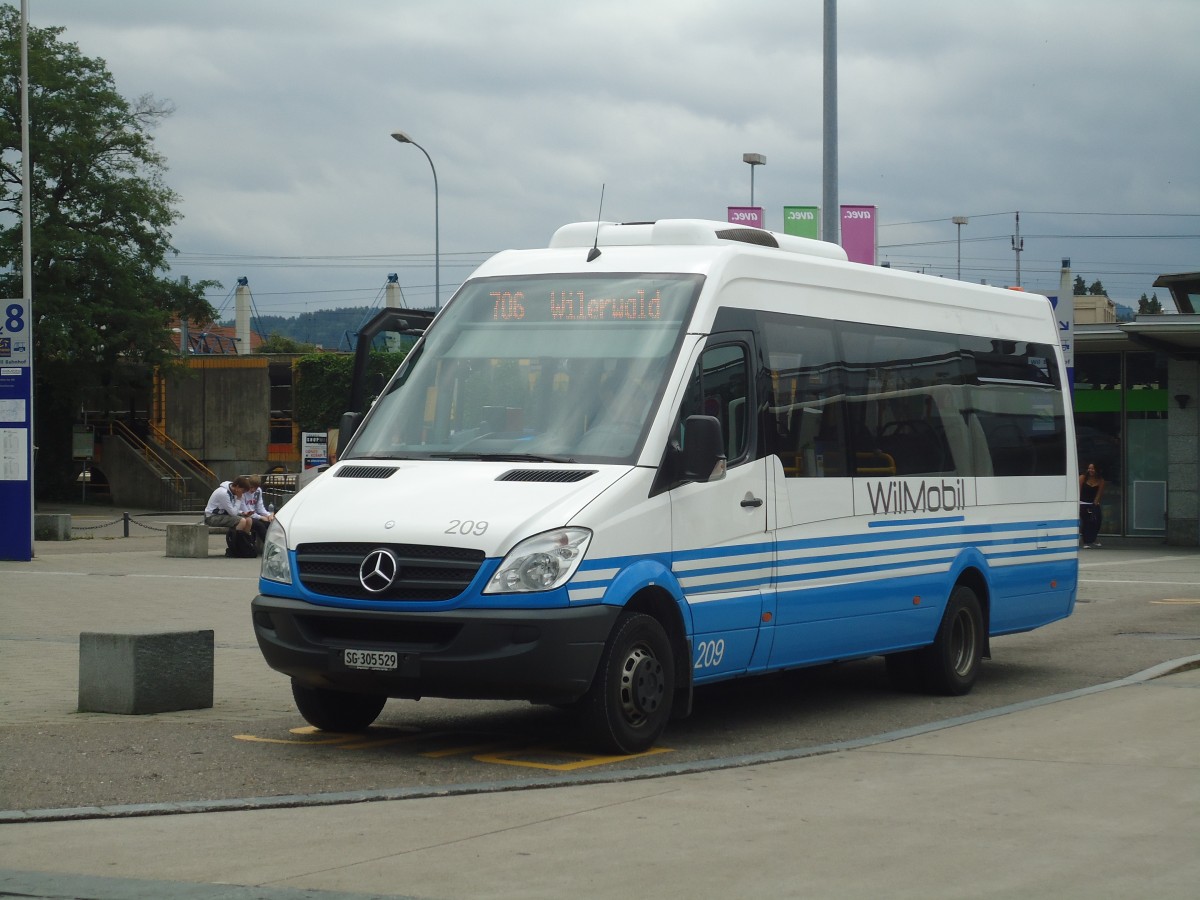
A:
[343, 648, 398, 671]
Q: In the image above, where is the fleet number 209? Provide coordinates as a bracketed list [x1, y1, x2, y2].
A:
[694, 639, 725, 669]
[446, 519, 488, 535]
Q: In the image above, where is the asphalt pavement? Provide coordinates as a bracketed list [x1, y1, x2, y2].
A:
[1, 505, 1197, 899]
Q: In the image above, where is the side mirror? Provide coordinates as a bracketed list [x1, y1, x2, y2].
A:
[337, 411, 363, 459]
[365, 372, 385, 405]
[681, 415, 727, 483]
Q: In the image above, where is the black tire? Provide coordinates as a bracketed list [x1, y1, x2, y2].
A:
[580, 612, 675, 755]
[291, 681, 387, 732]
[917, 583, 984, 696]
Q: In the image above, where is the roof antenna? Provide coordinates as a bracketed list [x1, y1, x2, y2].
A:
[587, 184, 605, 262]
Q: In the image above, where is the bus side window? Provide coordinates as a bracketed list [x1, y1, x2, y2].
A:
[679, 343, 750, 464]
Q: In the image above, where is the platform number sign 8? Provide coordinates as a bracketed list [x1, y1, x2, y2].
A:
[4, 303, 23, 333]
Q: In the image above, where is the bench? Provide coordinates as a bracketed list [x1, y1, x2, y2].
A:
[78, 630, 215, 714]
[165, 522, 216, 557]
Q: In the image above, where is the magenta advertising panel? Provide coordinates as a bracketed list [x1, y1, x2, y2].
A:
[840, 205, 877, 264]
[727, 206, 764, 229]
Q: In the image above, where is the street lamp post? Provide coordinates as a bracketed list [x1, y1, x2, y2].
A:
[390, 131, 440, 308]
[952, 215, 969, 280]
[742, 152, 766, 207]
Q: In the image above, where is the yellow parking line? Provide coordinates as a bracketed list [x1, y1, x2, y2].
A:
[233, 733, 356, 746]
[473, 745, 673, 770]
[231, 727, 674, 770]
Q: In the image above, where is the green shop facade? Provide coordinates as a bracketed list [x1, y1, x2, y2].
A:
[1073, 272, 1200, 545]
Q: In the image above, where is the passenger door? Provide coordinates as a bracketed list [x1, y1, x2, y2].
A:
[669, 336, 772, 682]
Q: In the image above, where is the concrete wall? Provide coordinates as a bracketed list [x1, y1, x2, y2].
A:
[1166, 357, 1200, 546]
[1073, 294, 1117, 324]
[165, 358, 271, 478]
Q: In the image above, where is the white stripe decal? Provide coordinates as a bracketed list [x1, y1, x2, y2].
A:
[672, 550, 773, 574]
[568, 587, 607, 602]
[685, 588, 763, 605]
[778, 562, 953, 592]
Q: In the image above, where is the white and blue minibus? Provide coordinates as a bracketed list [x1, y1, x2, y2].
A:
[253, 219, 1078, 753]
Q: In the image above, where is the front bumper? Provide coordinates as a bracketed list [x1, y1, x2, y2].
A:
[252, 594, 620, 705]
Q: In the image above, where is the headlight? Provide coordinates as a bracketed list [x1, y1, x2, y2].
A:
[260, 519, 292, 584]
[486, 527, 592, 594]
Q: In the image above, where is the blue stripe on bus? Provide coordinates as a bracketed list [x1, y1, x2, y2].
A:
[868, 515, 965, 528]
[571, 520, 1078, 602]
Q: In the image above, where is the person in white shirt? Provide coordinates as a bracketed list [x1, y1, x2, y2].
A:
[237, 475, 276, 553]
[204, 476, 254, 554]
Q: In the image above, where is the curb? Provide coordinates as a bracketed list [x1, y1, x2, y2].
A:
[5, 653, 1198, 825]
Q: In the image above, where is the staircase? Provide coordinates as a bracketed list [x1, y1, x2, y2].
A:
[99, 421, 217, 511]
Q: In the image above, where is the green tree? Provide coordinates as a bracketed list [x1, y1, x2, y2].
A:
[1138, 292, 1164, 315]
[1087, 280, 1106, 296]
[256, 332, 317, 354]
[0, 9, 216, 497]
[1073, 275, 1087, 295]
[294, 351, 408, 432]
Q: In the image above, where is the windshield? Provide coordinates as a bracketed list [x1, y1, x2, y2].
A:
[345, 273, 704, 464]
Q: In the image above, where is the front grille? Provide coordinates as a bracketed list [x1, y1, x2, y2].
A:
[296, 542, 486, 601]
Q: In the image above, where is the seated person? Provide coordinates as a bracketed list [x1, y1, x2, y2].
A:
[204, 476, 254, 556]
[237, 474, 276, 554]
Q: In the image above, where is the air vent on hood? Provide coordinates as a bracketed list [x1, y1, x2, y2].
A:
[335, 465, 399, 479]
[497, 469, 597, 483]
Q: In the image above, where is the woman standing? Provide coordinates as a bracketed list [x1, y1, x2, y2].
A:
[1079, 462, 1106, 548]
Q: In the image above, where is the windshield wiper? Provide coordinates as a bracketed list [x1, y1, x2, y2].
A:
[431, 452, 577, 463]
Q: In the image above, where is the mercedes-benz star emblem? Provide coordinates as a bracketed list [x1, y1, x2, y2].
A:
[359, 548, 400, 593]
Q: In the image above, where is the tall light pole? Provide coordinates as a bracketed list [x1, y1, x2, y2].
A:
[952, 216, 968, 280]
[390, 131, 440, 308]
[821, 0, 839, 246]
[742, 152, 766, 207]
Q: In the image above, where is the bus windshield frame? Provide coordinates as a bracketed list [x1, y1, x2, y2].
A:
[344, 272, 705, 465]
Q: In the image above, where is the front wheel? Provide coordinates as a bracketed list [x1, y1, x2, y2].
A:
[291, 681, 387, 732]
[917, 584, 984, 695]
[580, 612, 675, 754]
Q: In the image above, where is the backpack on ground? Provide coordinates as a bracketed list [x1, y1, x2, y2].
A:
[225, 528, 257, 558]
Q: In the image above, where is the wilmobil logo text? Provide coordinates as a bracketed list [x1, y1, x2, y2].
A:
[858, 478, 973, 516]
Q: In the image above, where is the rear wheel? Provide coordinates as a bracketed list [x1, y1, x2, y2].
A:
[580, 612, 675, 754]
[917, 584, 983, 695]
[291, 681, 387, 732]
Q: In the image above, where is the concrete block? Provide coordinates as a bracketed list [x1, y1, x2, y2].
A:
[166, 522, 212, 558]
[78, 630, 215, 714]
[34, 513, 71, 541]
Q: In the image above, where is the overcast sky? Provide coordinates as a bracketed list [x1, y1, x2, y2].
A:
[28, 0, 1200, 319]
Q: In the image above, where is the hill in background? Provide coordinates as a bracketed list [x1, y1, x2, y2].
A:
[220, 306, 387, 351]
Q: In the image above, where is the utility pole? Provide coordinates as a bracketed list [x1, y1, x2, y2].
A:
[952, 216, 968, 280]
[1011, 211, 1024, 288]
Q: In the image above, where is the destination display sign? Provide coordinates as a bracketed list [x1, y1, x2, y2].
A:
[460, 275, 703, 327]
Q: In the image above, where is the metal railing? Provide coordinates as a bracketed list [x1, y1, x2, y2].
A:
[148, 421, 216, 485]
[260, 472, 298, 511]
[104, 420, 189, 510]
